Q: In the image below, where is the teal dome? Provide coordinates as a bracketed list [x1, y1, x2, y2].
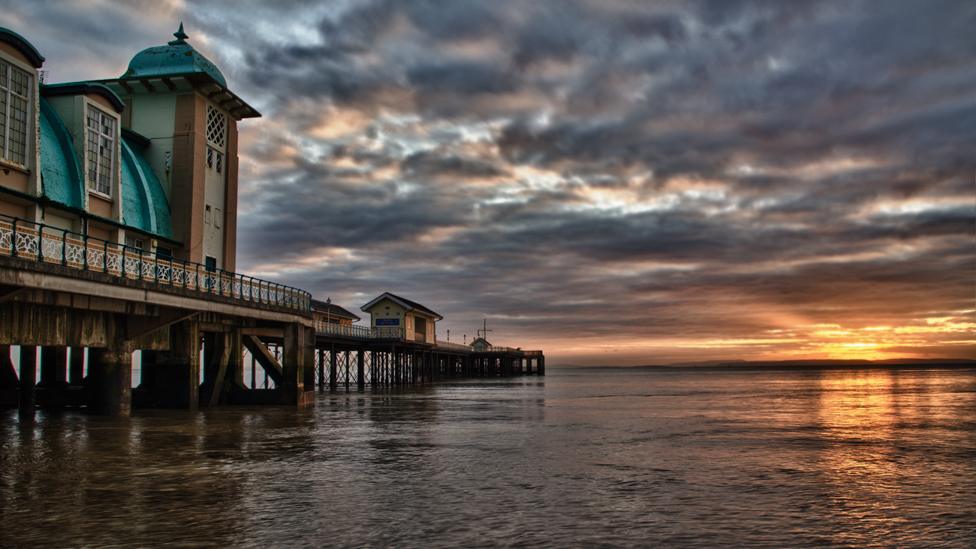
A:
[121, 23, 226, 87]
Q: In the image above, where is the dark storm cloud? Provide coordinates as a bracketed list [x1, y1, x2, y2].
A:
[4, 0, 973, 362]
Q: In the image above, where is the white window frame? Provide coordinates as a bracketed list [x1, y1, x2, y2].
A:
[0, 54, 34, 169]
[85, 103, 117, 198]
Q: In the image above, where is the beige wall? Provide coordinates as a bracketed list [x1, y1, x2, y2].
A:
[365, 298, 437, 342]
[367, 297, 406, 331]
[0, 199, 27, 219]
[406, 312, 436, 343]
[124, 93, 177, 199]
[202, 102, 227, 269]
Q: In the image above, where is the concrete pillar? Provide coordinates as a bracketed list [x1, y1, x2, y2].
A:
[39, 346, 68, 387]
[38, 346, 69, 408]
[229, 330, 244, 391]
[0, 344, 17, 388]
[69, 348, 85, 385]
[88, 347, 132, 416]
[539, 356, 545, 376]
[200, 332, 221, 407]
[18, 346, 37, 419]
[281, 323, 312, 405]
[153, 320, 200, 409]
[303, 330, 316, 393]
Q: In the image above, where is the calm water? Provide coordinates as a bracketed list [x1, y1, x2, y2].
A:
[2, 367, 975, 547]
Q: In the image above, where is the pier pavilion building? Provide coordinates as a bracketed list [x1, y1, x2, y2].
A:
[0, 24, 255, 272]
[361, 292, 442, 344]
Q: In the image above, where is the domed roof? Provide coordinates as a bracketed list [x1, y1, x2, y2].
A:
[121, 23, 226, 87]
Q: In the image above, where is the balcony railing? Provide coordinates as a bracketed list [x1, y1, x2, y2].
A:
[0, 214, 311, 311]
[315, 322, 404, 340]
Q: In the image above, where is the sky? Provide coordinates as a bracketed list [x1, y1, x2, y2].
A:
[1, 0, 974, 365]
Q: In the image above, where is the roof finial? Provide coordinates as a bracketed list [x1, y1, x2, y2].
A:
[170, 22, 188, 45]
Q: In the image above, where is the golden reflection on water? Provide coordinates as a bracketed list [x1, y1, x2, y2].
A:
[814, 369, 959, 545]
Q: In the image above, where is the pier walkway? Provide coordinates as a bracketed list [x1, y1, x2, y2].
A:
[1, 215, 543, 418]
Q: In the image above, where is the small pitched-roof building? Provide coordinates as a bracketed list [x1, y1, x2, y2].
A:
[361, 292, 443, 344]
[311, 298, 360, 332]
[0, 24, 257, 272]
[470, 337, 491, 352]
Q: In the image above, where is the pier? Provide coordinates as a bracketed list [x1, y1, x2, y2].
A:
[0, 217, 543, 418]
[0, 25, 543, 420]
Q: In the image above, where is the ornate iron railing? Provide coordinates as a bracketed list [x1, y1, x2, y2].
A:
[0, 214, 311, 311]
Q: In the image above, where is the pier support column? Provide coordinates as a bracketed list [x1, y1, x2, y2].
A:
[18, 346, 37, 419]
[1, 345, 17, 408]
[230, 330, 245, 393]
[38, 346, 69, 408]
[329, 345, 337, 392]
[39, 347, 68, 387]
[539, 356, 545, 376]
[317, 348, 325, 391]
[281, 323, 313, 406]
[303, 336, 315, 396]
[357, 349, 365, 391]
[153, 320, 200, 409]
[87, 347, 132, 416]
[201, 332, 236, 407]
[69, 348, 85, 385]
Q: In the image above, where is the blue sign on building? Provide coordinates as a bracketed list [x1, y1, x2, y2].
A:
[376, 318, 400, 326]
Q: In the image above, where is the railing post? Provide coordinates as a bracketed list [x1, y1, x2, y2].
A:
[11, 218, 17, 257]
[82, 233, 88, 270]
[37, 222, 43, 261]
[137, 248, 143, 280]
[103, 240, 108, 272]
[61, 228, 67, 265]
[121, 246, 126, 278]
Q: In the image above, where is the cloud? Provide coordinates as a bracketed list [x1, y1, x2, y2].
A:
[3, 0, 974, 363]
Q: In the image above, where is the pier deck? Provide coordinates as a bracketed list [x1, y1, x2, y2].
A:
[0, 215, 543, 418]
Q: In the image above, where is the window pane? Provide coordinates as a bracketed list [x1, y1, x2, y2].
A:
[9, 66, 29, 97]
[0, 62, 32, 165]
[0, 88, 6, 157]
[206, 105, 226, 150]
[7, 95, 28, 164]
[85, 105, 116, 196]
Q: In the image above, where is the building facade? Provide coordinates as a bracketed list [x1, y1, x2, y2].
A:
[361, 292, 443, 344]
[0, 24, 258, 273]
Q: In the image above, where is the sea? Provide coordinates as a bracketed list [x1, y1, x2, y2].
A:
[2, 366, 975, 547]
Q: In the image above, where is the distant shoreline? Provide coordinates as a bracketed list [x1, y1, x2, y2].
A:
[550, 359, 976, 371]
